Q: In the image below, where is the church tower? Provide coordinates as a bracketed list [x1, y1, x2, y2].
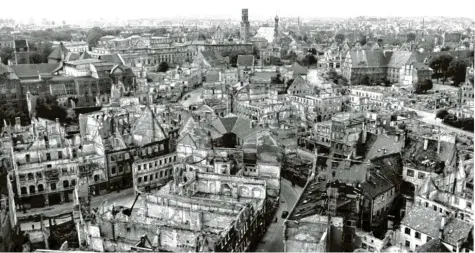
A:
[274, 15, 280, 44]
[13, 39, 30, 64]
[240, 9, 250, 43]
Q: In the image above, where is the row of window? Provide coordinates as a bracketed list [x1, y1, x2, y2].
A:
[406, 169, 426, 179]
[23, 149, 78, 163]
[20, 179, 76, 195]
[136, 168, 172, 184]
[136, 155, 177, 172]
[19, 167, 76, 181]
[405, 226, 431, 241]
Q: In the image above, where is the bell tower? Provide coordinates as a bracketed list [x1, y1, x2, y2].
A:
[240, 9, 250, 43]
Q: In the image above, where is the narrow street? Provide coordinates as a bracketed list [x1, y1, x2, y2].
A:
[255, 179, 303, 252]
[180, 87, 203, 108]
[405, 107, 474, 137]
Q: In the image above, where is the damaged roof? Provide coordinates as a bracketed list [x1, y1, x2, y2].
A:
[210, 116, 263, 139]
[130, 106, 167, 146]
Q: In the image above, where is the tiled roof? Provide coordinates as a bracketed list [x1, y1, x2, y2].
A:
[79, 51, 93, 60]
[237, 55, 254, 66]
[10, 63, 61, 79]
[48, 43, 69, 60]
[350, 50, 383, 68]
[65, 52, 80, 62]
[402, 205, 443, 238]
[442, 218, 473, 246]
[416, 239, 450, 252]
[360, 166, 395, 198]
[99, 53, 124, 65]
[387, 51, 415, 68]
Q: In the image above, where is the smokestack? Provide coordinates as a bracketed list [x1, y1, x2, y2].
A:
[424, 139, 429, 150]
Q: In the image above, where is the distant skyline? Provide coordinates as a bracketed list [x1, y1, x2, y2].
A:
[2, 0, 474, 23]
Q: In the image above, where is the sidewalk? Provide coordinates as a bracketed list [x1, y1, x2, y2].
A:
[17, 188, 135, 218]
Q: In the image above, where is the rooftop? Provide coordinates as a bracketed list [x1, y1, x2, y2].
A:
[65, 59, 105, 65]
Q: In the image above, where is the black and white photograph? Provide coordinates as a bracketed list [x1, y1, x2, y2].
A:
[0, 0, 474, 252]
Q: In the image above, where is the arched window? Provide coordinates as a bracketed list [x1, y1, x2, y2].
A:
[94, 175, 100, 182]
[29, 185, 36, 194]
[71, 179, 76, 186]
[21, 187, 27, 195]
[63, 180, 69, 188]
[38, 184, 44, 192]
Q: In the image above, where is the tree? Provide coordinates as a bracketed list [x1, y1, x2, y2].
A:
[157, 62, 169, 72]
[253, 47, 260, 59]
[413, 79, 432, 94]
[230, 55, 238, 67]
[0, 47, 14, 64]
[440, 46, 451, 51]
[423, 79, 433, 90]
[283, 50, 298, 62]
[358, 35, 367, 46]
[271, 73, 284, 84]
[359, 75, 371, 85]
[86, 27, 105, 49]
[301, 54, 317, 66]
[35, 95, 67, 122]
[429, 54, 454, 84]
[436, 109, 449, 119]
[407, 33, 416, 42]
[335, 34, 345, 44]
[448, 59, 469, 86]
[337, 78, 348, 86]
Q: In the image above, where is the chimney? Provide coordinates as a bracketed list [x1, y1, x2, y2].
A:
[440, 215, 446, 239]
[361, 121, 367, 144]
[424, 138, 429, 150]
[366, 169, 372, 182]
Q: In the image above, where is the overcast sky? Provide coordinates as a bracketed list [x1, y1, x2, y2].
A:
[3, 0, 474, 22]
